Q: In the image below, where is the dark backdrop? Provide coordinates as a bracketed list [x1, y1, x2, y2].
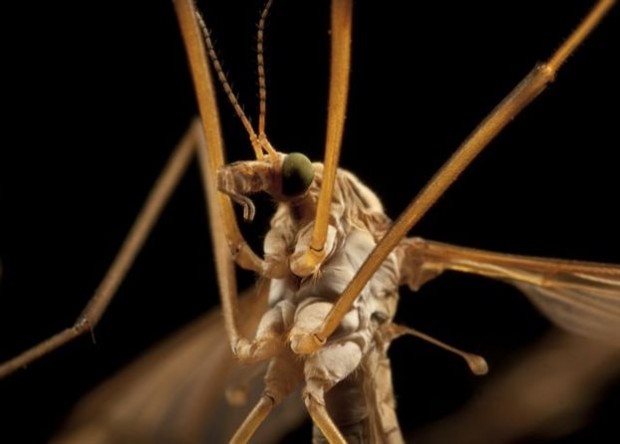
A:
[1, 1, 618, 442]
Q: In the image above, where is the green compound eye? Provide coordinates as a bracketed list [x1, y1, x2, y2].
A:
[281, 152, 314, 197]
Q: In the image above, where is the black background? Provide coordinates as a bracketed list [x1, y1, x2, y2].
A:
[1, 1, 619, 442]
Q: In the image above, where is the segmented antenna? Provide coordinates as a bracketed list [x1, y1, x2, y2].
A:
[195, 9, 276, 160]
[257, 0, 273, 138]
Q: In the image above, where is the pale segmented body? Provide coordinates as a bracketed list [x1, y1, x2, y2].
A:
[228, 159, 404, 442]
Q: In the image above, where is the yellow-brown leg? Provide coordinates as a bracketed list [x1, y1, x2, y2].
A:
[294, 0, 617, 355]
[174, 0, 271, 277]
[305, 394, 347, 444]
[0, 120, 199, 378]
[175, 0, 288, 361]
[230, 395, 275, 444]
[231, 352, 304, 443]
[290, 0, 353, 277]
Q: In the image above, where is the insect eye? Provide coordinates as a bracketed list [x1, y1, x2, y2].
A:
[281, 152, 314, 197]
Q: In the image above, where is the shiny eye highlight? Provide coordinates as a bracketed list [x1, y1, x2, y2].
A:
[281, 152, 314, 197]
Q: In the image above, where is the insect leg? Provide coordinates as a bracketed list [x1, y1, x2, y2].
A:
[174, 0, 271, 277]
[193, 115, 295, 359]
[175, 0, 288, 358]
[293, 299, 371, 443]
[0, 120, 199, 379]
[291, 0, 353, 277]
[231, 351, 304, 443]
[293, 0, 617, 355]
[304, 339, 366, 444]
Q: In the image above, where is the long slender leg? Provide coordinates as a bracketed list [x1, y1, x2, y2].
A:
[293, 0, 616, 355]
[306, 397, 346, 444]
[303, 338, 366, 444]
[291, 0, 353, 276]
[0, 120, 199, 379]
[294, 299, 369, 443]
[230, 352, 304, 443]
[175, 0, 282, 360]
[193, 102, 290, 362]
[174, 0, 272, 277]
[178, 0, 311, 367]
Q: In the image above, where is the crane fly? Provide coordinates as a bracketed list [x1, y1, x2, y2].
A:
[4, 0, 615, 442]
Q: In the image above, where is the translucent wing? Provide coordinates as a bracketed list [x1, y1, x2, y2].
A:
[413, 331, 620, 444]
[52, 284, 306, 444]
[400, 238, 620, 344]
